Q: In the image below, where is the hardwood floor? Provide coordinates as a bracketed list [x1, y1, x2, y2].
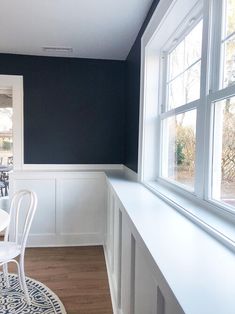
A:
[8, 246, 113, 314]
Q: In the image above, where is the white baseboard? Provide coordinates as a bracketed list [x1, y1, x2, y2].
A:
[26, 233, 104, 247]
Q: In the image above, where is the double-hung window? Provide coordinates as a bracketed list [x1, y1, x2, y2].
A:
[140, 0, 235, 223]
[160, 19, 202, 191]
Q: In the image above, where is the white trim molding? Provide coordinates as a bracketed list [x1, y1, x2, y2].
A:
[22, 164, 124, 172]
[123, 165, 138, 182]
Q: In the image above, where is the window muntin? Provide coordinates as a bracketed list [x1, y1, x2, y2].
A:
[166, 20, 203, 110]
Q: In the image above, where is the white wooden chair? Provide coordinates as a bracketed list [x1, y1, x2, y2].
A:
[0, 190, 37, 304]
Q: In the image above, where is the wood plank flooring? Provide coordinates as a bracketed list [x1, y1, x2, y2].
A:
[8, 246, 113, 314]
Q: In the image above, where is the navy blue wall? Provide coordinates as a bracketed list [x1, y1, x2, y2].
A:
[0, 54, 126, 164]
[125, 0, 160, 172]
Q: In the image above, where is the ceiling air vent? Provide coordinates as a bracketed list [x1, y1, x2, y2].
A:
[42, 46, 73, 53]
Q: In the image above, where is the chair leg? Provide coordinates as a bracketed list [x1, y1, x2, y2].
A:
[15, 260, 23, 291]
[3, 263, 9, 288]
[19, 256, 30, 305]
[5, 182, 8, 196]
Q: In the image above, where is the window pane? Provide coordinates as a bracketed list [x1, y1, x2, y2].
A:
[222, 35, 235, 87]
[161, 110, 197, 189]
[185, 20, 203, 67]
[184, 61, 201, 104]
[169, 41, 184, 80]
[168, 74, 185, 109]
[212, 97, 235, 207]
[168, 61, 201, 109]
[224, 0, 235, 37]
[167, 21, 202, 109]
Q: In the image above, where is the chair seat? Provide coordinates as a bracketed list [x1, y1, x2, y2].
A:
[0, 242, 21, 262]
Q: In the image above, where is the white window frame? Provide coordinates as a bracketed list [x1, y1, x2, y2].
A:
[139, 0, 235, 247]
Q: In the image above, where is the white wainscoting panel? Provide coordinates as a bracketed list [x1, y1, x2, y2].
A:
[105, 178, 185, 314]
[10, 171, 106, 247]
[112, 200, 122, 304]
[134, 241, 158, 314]
[12, 178, 56, 235]
[120, 216, 133, 314]
[57, 176, 105, 244]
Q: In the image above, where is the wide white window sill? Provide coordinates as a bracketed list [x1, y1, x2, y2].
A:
[144, 180, 235, 251]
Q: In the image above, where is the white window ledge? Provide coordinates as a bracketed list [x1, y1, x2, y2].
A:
[145, 181, 235, 252]
[106, 170, 235, 314]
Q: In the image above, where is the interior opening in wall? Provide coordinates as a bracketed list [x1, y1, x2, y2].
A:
[0, 87, 13, 204]
[0, 88, 13, 164]
[0, 75, 23, 211]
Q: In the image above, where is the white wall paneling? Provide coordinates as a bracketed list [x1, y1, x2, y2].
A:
[105, 171, 235, 314]
[15, 179, 56, 236]
[10, 171, 106, 247]
[104, 185, 123, 314]
[120, 216, 132, 314]
[105, 179, 185, 314]
[10, 169, 233, 313]
[106, 187, 112, 266]
[134, 240, 158, 314]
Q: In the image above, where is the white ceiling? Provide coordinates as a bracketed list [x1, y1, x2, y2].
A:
[0, 0, 153, 60]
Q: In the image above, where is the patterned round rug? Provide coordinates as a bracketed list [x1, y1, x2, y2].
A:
[0, 273, 66, 314]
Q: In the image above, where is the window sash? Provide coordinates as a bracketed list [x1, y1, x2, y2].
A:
[159, 12, 204, 195]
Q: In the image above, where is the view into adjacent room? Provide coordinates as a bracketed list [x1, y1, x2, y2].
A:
[0, 86, 13, 201]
